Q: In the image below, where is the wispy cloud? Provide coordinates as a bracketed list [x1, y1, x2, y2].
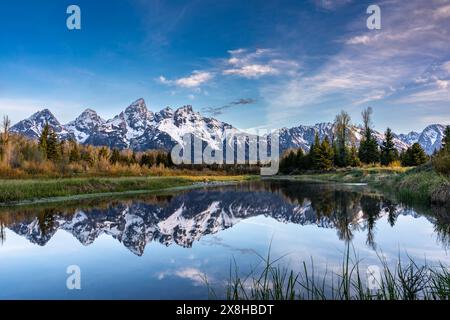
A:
[222, 48, 300, 78]
[202, 98, 256, 116]
[433, 3, 450, 19]
[313, 0, 353, 10]
[443, 61, 450, 73]
[346, 35, 371, 45]
[223, 64, 277, 78]
[159, 71, 214, 88]
[263, 0, 450, 128]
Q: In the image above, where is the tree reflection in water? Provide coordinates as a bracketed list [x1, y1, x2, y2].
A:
[0, 180, 448, 253]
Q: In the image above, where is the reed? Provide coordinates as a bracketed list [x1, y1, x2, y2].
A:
[209, 244, 450, 300]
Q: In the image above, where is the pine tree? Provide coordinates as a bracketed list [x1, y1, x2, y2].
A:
[280, 150, 297, 173]
[98, 147, 109, 160]
[295, 148, 305, 170]
[140, 152, 155, 167]
[130, 152, 138, 164]
[38, 123, 50, 158]
[46, 128, 59, 161]
[310, 133, 321, 169]
[380, 128, 398, 166]
[317, 137, 334, 170]
[110, 148, 121, 164]
[69, 141, 81, 162]
[441, 125, 450, 153]
[348, 144, 361, 167]
[358, 107, 379, 164]
[401, 143, 427, 166]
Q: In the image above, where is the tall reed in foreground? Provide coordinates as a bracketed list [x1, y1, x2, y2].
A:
[208, 244, 450, 300]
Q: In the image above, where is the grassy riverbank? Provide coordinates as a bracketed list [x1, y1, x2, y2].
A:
[274, 165, 450, 205]
[0, 175, 256, 205]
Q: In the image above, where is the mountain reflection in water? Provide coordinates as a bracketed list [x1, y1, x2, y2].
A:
[0, 181, 449, 256]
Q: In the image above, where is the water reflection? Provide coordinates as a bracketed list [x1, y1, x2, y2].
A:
[0, 181, 449, 255]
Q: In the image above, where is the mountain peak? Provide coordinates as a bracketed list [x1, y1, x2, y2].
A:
[81, 108, 98, 115]
[125, 98, 149, 114]
[10, 108, 68, 140]
[30, 108, 57, 120]
[176, 105, 194, 113]
[72, 108, 104, 123]
[154, 107, 174, 122]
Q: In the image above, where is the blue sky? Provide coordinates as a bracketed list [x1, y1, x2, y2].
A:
[0, 0, 449, 133]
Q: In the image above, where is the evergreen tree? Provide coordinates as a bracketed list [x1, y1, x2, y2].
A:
[128, 152, 138, 165]
[401, 143, 428, 166]
[69, 141, 81, 162]
[38, 123, 50, 158]
[380, 128, 399, 166]
[46, 128, 59, 161]
[310, 133, 321, 169]
[98, 147, 109, 160]
[348, 144, 361, 167]
[140, 152, 155, 167]
[317, 137, 334, 170]
[295, 148, 305, 170]
[358, 107, 379, 164]
[110, 148, 121, 164]
[441, 125, 450, 153]
[38, 123, 59, 161]
[280, 150, 297, 173]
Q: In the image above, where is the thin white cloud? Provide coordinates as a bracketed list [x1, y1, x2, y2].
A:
[313, 0, 353, 10]
[433, 3, 450, 19]
[436, 79, 449, 89]
[443, 61, 450, 73]
[346, 35, 371, 45]
[159, 71, 213, 88]
[223, 64, 277, 78]
[222, 48, 299, 79]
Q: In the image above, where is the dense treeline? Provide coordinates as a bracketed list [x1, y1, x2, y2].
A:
[280, 108, 449, 174]
[0, 117, 259, 178]
[432, 125, 450, 175]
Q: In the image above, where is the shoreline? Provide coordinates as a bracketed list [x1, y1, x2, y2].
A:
[0, 175, 256, 207]
[268, 167, 450, 205]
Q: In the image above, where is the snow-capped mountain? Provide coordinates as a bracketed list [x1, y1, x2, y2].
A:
[10, 98, 237, 152]
[398, 131, 421, 146]
[9, 98, 448, 154]
[65, 108, 106, 143]
[417, 124, 447, 155]
[9, 108, 72, 140]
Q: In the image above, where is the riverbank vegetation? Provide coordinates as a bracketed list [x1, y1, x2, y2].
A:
[278, 108, 450, 204]
[0, 175, 254, 205]
[208, 246, 450, 300]
[279, 107, 437, 173]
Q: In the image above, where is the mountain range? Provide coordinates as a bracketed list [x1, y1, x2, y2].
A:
[9, 98, 447, 155]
